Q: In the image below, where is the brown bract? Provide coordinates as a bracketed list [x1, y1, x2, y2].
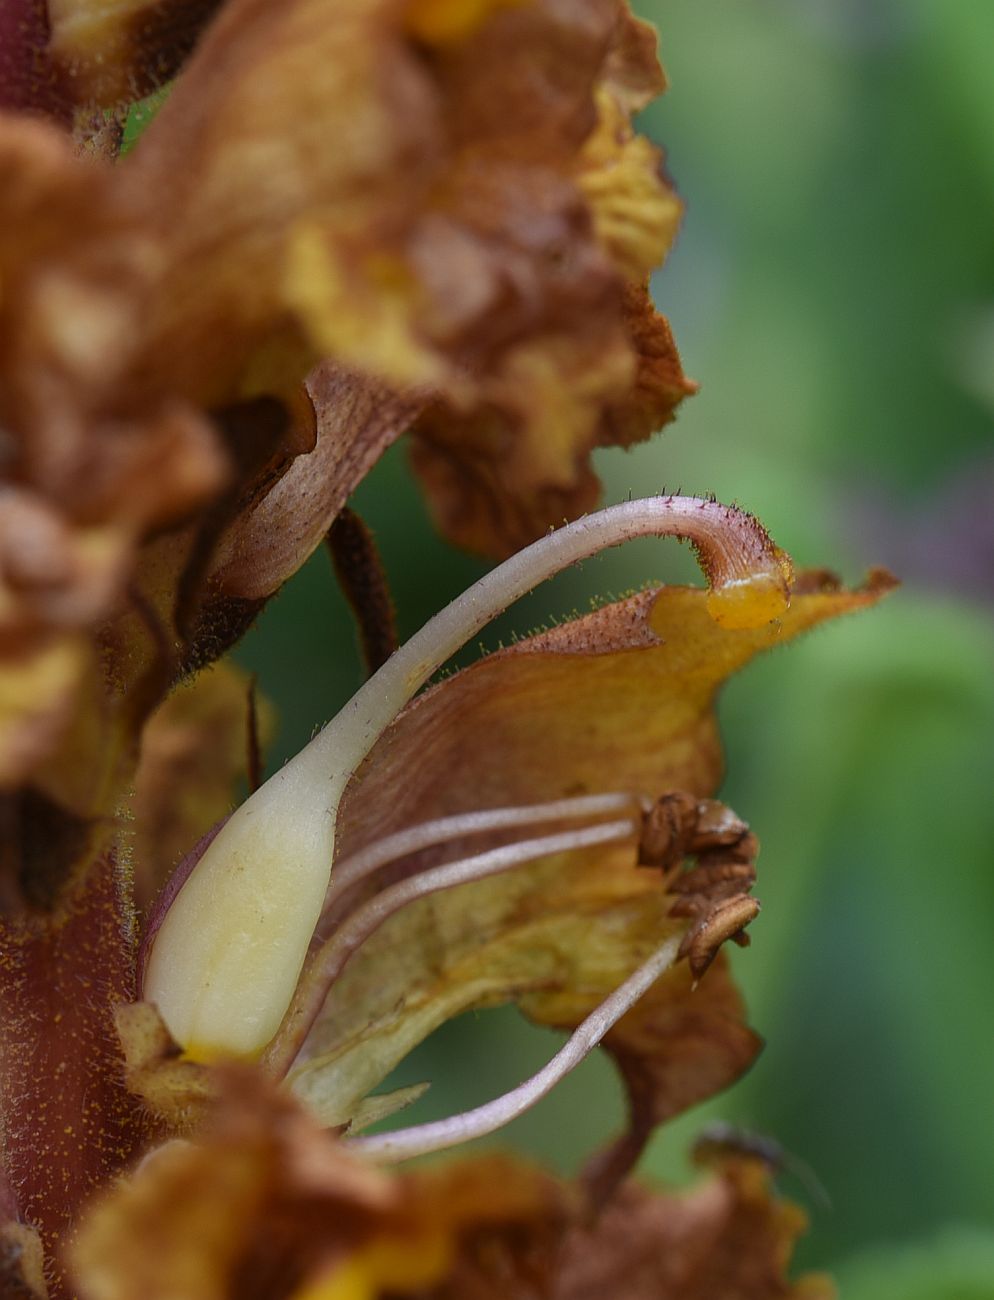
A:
[68, 1071, 829, 1300]
[1, 0, 691, 909]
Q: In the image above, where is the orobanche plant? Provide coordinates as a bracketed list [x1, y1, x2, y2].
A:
[0, 2, 893, 1297]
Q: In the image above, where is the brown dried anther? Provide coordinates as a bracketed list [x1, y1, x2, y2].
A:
[638, 793, 760, 979]
[677, 894, 761, 983]
[639, 792, 752, 871]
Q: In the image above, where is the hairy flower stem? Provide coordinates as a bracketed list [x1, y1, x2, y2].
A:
[345, 934, 683, 1162]
[145, 497, 790, 1059]
[266, 818, 638, 1076]
[0, 854, 151, 1275]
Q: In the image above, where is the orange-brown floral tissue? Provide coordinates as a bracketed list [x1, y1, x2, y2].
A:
[0, 2, 891, 1297]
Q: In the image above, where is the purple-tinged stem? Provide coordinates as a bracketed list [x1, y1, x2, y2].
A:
[0, 852, 152, 1294]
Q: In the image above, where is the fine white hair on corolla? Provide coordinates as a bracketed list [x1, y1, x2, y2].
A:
[142, 495, 790, 1063]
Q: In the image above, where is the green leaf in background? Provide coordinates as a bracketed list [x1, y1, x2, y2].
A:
[835, 1226, 994, 1300]
[915, 0, 994, 206]
[689, 594, 994, 1269]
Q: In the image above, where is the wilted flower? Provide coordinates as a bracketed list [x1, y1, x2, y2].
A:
[1, 0, 693, 912]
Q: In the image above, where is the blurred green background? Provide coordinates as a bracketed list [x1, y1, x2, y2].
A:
[234, 0, 994, 1286]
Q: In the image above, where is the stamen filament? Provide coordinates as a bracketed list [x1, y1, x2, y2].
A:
[265, 817, 639, 1076]
[323, 791, 643, 911]
[144, 497, 789, 1059]
[344, 933, 683, 1163]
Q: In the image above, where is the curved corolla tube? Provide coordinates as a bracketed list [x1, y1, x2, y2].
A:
[143, 496, 791, 1060]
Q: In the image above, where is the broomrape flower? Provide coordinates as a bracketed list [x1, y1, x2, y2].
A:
[0, 1, 895, 1297]
[76, 495, 892, 1300]
[132, 491, 890, 1112]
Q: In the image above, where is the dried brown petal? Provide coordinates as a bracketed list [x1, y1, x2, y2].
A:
[71, 1072, 390, 1300]
[116, 0, 686, 556]
[601, 9, 667, 113]
[597, 284, 700, 449]
[0, 0, 701, 910]
[0, 120, 226, 908]
[412, 1154, 831, 1300]
[406, 335, 634, 559]
[71, 1088, 831, 1300]
[550, 1159, 835, 1300]
[407, 288, 695, 558]
[577, 91, 680, 281]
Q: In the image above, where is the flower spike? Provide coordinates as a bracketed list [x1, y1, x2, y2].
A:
[143, 497, 791, 1060]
